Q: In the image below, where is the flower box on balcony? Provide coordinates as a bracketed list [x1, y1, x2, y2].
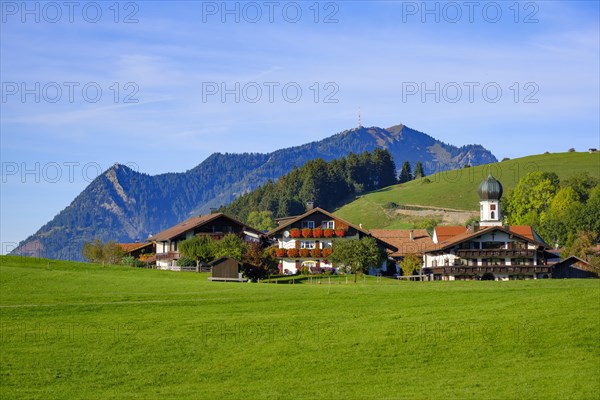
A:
[301, 228, 312, 238]
[289, 228, 301, 238]
[299, 249, 310, 258]
[287, 248, 299, 258]
[323, 228, 334, 238]
[335, 228, 346, 237]
[322, 248, 332, 258]
[310, 248, 322, 258]
[312, 227, 323, 238]
[275, 248, 287, 258]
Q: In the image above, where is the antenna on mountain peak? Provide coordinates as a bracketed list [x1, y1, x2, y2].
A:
[357, 107, 362, 128]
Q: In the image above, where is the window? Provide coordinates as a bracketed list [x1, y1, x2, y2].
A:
[301, 221, 315, 229]
[321, 220, 335, 229]
[490, 211, 495, 219]
[490, 204, 496, 211]
[300, 241, 316, 249]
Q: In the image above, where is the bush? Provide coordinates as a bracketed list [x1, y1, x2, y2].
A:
[309, 266, 323, 275]
[121, 256, 143, 268]
[384, 202, 399, 209]
[176, 257, 196, 267]
[299, 266, 309, 275]
[568, 148, 576, 152]
[422, 178, 431, 184]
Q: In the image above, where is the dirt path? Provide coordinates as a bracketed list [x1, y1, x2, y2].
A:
[392, 204, 477, 225]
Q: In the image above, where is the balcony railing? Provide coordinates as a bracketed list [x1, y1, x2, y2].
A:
[156, 251, 180, 261]
[456, 249, 536, 258]
[429, 265, 551, 275]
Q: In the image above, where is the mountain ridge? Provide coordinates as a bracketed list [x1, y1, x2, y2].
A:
[12, 124, 497, 260]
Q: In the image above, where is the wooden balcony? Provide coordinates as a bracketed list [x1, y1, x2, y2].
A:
[429, 265, 551, 275]
[456, 249, 536, 258]
[156, 251, 180, 261]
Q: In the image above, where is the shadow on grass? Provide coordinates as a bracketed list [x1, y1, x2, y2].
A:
[258, 274, 402, 285]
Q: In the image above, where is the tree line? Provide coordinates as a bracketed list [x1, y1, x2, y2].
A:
[178, 234, 277, 280]
[503, 171, 600, 269]
[221, 149, 397, 225]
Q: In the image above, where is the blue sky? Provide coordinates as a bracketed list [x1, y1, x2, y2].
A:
[1, 1, 599, 252]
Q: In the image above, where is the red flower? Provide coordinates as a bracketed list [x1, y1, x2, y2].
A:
[290, 228, 301, 238]
[335, 229, 346, 237]
[287, 248, 299, 258]
[299, 249, 310, 258]
[323, 228, 333, 238]
[275, 248, 286, 258]
[322, 248, 332, 258]
[301, 228, 312, 238]
[312, 227, 323, 238]
[310, 248, 322, 258]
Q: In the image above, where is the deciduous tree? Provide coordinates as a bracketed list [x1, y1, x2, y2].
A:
[330, 237, 383, 282]
[179, 235, 216, 268]
[401, 253, 422, 279]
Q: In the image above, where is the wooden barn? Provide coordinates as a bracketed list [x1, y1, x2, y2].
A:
[208, 257, 246, 282]
[552, 256, 598, 279]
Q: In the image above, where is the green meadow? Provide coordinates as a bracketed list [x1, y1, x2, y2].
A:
[335, 152, 600, 229]
[1, 256, 599, 399]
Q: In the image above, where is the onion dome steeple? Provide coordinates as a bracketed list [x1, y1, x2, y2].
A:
[478, 174, 503, 201]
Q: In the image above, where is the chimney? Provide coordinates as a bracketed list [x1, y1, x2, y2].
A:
[409, 230, 414, 241]
[306, 201, 314, 211]
[210, 208, 218, 214]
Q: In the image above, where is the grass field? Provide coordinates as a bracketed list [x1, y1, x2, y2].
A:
[1, 255, 599, 399]
[335, 152, 600, 229]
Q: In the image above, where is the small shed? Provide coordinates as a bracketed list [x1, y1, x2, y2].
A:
[208, 257, 246, 282]
[552, 256, 598, 279]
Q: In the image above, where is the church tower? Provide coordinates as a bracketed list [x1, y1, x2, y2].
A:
[477, 174, 503, 227]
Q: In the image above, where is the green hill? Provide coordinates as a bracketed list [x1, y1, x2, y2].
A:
[1, 255, 599, 399]
[335, 152, 600, 229]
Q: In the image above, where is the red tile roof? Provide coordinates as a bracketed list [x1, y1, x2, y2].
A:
[434, 226, 467, 243]
[369, 229, 434, 257]
[507, 226, 535, 241]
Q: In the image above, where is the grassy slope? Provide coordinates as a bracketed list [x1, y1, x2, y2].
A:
[1, 256, 599, 399]
[335, 152, 600, 229]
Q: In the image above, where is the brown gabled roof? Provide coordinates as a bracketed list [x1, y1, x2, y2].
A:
[267, 207, 371, 237]
[369, 229, 434, 257]
[150, 213, 262, 242]
[434, 226, 467, 243]
[425, 225, 550, 253]
[507, 226, 535, 241]
[267, 207, 397, 252]
[118, 242, 153, 253]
